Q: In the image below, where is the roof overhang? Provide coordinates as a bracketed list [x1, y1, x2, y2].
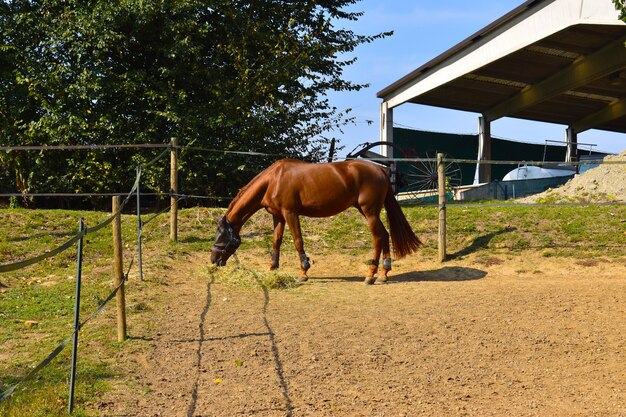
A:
[377, 0, 626, 134]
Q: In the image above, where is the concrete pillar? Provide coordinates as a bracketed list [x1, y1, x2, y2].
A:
[565, 127, 578, 163]
[380, 102, 397, 191]
[380, 101, 394, 156]
[477, 116, 492, 183]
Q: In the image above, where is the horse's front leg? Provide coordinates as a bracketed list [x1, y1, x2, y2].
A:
[270, 216, 285, 270]
[285, 212, 310, 281]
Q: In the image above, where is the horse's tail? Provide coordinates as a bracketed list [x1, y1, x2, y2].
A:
[384, 185, 422, 259]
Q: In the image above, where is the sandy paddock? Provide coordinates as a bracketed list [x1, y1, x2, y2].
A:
[100, 250, 626, 417]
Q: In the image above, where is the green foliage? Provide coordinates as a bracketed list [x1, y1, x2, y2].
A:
[614, 0, 626, 20]
[0, 1, 390, 205]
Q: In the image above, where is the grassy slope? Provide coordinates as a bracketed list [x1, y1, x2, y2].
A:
[0, 204, 625, 416]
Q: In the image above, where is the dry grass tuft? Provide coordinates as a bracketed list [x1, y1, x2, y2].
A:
[207, 262, 301, 290]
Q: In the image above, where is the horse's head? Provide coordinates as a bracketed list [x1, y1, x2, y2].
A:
[210, 216, 241, 266]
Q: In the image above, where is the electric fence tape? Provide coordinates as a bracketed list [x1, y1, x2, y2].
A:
[0, 149, 167, 400]
[0, 171, 140, 273]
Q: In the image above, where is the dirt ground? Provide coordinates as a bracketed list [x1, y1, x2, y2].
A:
[99, 249, 626, 417]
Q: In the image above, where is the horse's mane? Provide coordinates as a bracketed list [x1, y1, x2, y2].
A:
[226, 166, 272, 213]
[226, 159, 303, 214]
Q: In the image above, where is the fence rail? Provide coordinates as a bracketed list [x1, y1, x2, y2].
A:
[1, 142, 624, 411]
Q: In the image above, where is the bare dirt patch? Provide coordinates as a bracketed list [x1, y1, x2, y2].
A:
[99, 250, 626, 417]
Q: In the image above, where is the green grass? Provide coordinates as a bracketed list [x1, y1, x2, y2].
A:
[0, 206, 164, 417]
[1, 202, 625, 415]
[440, 203, 626, 258]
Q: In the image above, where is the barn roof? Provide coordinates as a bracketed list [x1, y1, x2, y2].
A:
[377, 0, 626, 134]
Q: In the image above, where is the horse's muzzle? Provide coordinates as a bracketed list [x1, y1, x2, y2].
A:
[210, 250, 228, 266]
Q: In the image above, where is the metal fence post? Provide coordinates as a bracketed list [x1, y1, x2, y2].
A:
[68, 218, 85, 414]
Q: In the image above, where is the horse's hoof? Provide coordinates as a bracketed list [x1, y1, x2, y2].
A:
[377, 274, 389, 284]
[364, 277, 376, 285]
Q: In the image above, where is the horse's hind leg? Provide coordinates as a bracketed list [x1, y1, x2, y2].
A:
[364, 214, 391, 285]
[378, 256, 393, 284]
[285, 212, 310, 281]
[270, 216, 285, 270]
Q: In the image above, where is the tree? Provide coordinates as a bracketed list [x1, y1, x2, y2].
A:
[0, 0, 390, 204]
[614, 0, 626, 20]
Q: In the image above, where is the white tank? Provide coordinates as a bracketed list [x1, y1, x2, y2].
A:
[502, 165, 575, 181]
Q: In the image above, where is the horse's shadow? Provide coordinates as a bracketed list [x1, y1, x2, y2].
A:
[391, 266, 487, 282]
[319, 266, 487, 284]
[448, 227, 517, 260]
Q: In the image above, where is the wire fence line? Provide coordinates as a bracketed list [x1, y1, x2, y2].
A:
[347, 156, 626, 165]
[0, 147, 172, 406]
[0, 143, 170, 151]
[0, 174, 140, 403]
[393, 200, 626, 209]
[176, 145, 626, 166]
[8, 140, 623, 165]
[141, 147, 170, 169]
[0, 172, 140, 273]
[0, 192, 232, 203]
[0, 142, 286, 158]
[3, 138, 624, 188]
[0, 142, 283, 404]
[3, 194, 623, 207]
[0, 192, 165, 198]
[2, 140, 624, 203]
[178, 145, 291, 158]
[1, 141, 624, 406]
[2, 141, 622, 272]
[0, 261, 132, 403]
[141, 195, 191, 227]
[0, 141, 279, 206]
[436, 200, 626, 207]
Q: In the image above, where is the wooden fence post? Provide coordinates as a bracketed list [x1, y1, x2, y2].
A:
[170, 137, 178, 242]
[437, 153, 447, 262]
[136, 167, 143, 282]
[112, 196, 127, 342]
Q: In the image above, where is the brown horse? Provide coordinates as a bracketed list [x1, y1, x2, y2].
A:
[210, 159, 422, 284]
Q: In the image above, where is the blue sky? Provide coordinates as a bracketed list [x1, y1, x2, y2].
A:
[328, 0, 625, 158]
